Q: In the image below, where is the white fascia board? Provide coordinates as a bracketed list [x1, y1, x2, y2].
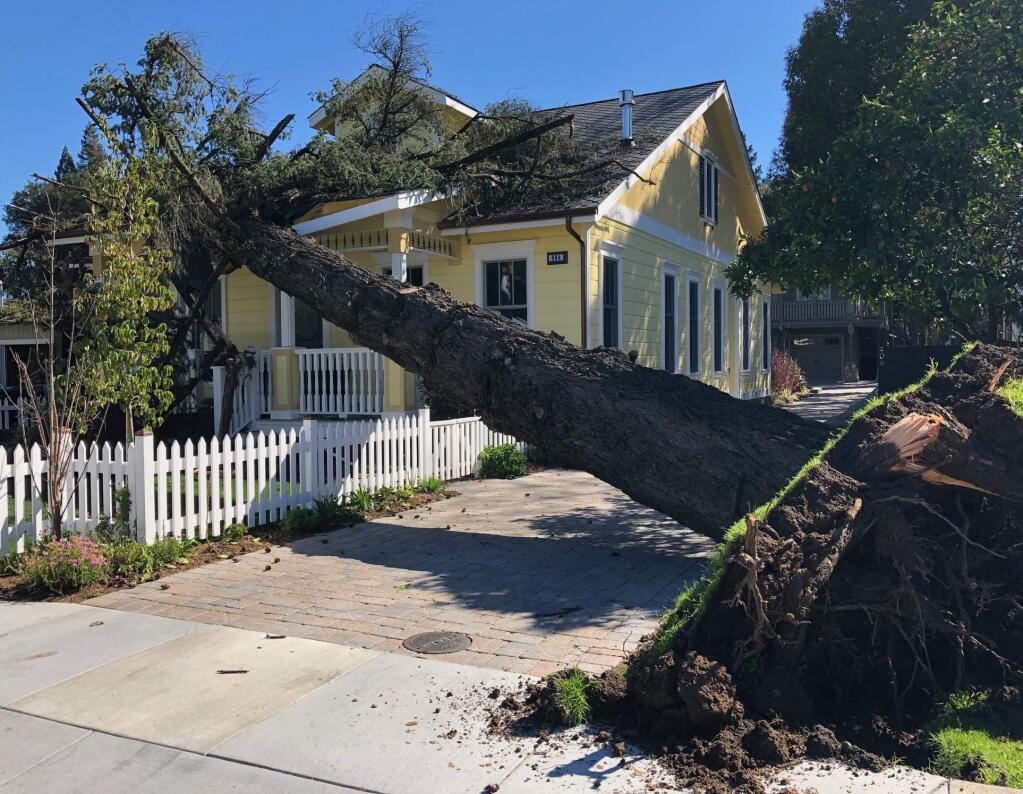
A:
[307, 105, 328, 128]
[602, 204, 734, 267]
[47, 235, 87, 247]
[292, 190, 437, 236]
[440, 215, 595, 236]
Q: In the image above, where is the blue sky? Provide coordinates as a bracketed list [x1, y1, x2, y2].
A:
[1, 0, 819, 229]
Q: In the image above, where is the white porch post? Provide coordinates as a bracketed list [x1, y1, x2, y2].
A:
[390, 251, 408, 283]
[279, 291, 296, 347]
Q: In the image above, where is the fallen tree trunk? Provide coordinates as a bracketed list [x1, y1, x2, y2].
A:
[233, 217, 830, 537]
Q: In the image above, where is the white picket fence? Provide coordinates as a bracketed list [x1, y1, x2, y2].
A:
[0, 409, 522, 554]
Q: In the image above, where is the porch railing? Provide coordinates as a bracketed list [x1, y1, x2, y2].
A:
[773, 298, 879, 324]
[297, 347, 385, 416]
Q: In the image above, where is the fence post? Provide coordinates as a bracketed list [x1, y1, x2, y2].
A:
[418, 406, 432, 480]
[302, 418, 320, 505]
[211, 366, 225, 436]
[129, 430, 157, 544]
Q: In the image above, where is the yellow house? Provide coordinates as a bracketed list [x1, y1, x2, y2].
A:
[216, 76, 771, 429]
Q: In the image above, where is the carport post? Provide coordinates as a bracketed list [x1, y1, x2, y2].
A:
[418, 406, 432, 480]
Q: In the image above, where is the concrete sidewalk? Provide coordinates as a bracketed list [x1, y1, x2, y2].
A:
[0, 602, 1007, 793]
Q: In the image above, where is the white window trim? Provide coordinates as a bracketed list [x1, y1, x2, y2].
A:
[473, 240, 536, 329]
[711, 277, 727, 375]
[700, 151, 719, 227]
[661, 263, 681, 373]
[686, 273, 701, 376]
[597, 244, 624, 350]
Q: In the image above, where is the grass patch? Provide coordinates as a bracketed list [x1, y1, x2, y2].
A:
[551, 668, 593, 726]
[997, 377, 1023, 417]
[928, 691, 1023, 787]
[648, 352, 960, 658]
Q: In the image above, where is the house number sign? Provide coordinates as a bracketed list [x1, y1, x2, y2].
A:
[546, 251, 569, 265]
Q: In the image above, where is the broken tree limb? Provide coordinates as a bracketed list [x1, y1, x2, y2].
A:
[232, 218, 830, 538]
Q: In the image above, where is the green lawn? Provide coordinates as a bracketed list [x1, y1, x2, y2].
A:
[998, 377, 1023, 417]
[929, 691, 1023, 787]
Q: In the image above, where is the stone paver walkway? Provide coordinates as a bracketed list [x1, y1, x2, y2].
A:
[88, 470, 714, 676]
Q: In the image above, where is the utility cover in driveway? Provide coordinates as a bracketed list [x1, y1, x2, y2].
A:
[402, 631, 471, 654]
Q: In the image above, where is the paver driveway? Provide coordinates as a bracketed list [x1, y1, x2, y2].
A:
[88, 470, 714, 676]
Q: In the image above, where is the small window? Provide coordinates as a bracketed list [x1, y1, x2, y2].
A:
[602, 257, 620, 348]
[688, 279, 700, 374]
[713, 287, 724, 373]
[762, 300, 771, 370]
[663, 272, 677, 373]
[741, 298, 751, 371]
[383, 264, 425, 286]
[699, 155, 719, 224]
[484, 259, 527, 323]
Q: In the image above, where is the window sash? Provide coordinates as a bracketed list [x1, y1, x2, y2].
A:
[763, 300, 771, 370]
[688, 280, 700, 374]
[484, 259, 528, 322]
[664, 273, 676, 373]
[602, 257, 619, 348]
[742, 298, 751, 371]
[713, 287, 723, 373]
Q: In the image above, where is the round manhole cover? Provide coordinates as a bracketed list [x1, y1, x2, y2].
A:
[402, 631, 471, 654]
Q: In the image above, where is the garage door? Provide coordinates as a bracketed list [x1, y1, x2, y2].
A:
[791, 337, 843, 383]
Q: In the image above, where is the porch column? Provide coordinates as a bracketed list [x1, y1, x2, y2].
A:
[389, 230, 410, 282]
[279, 290, 295, 346]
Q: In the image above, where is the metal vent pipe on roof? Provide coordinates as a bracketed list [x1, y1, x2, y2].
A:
[618, 89, 634, 145]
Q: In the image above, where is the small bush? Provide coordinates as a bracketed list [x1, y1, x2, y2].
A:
[347, 488, 372, 512]
[414, 476, 445, 494]
[21, 536, 107, 594]
[313, 496, 359, 525]
[105, 541, 154, 582]
[1, 547, 23, 576]
[477, 444, 528, 479]
[281, 505, 318, 535]
[551, 668, 593, 726]
[771, 349, 807, 399]
[224, 523, 247, 542]
[150, 535, 194, 568]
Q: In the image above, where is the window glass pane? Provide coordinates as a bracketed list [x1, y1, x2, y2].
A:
[511, 260, 527, 305]
[742, 298, 751, 370]
[408, 265, 424, 287]
[486, 261, 500, 307]
[602, 258, 619, 348]
[295, 298, 324, 349]
[688, 281, 700, 373]
[713, 288, 723, 372]
[664, 274, 676, 372]
[763, 301, 771, 369]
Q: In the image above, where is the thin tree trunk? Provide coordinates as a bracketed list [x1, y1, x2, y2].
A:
[234, 218, 830, 537]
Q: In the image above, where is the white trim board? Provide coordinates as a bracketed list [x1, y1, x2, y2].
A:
[472, 240, 537, 329]
[597, 246, 624, 350]
[292, 190, 437, 236]
[441, 215, 595, 237]
[602, 204, 734, 266]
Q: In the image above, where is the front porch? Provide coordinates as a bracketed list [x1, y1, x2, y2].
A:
[212, 346, 398, 435]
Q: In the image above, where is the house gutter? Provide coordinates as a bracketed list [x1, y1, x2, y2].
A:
[565, 214, 589, 347]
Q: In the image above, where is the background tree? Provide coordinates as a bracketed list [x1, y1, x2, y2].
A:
[731, 0, 1022, 341]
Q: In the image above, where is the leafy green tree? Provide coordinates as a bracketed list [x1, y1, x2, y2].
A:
[731, 0, 1023, 340]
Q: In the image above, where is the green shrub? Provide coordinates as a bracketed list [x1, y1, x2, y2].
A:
[551, 668, 593, 726]
[21, 536, 107, 594]
[477, 444, 528, 479]
[95, 486, 133, 543]
[281, 505, 318, 535]
[150, 535, 194, 568]
[0, 546, 23, 576]
[414, 476, 445, 494]
[347, 488, 372, 512]
[105, 541, 154, 582]
[224, 523, 247, 542]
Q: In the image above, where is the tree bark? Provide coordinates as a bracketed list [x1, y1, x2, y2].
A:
[234, 218, 830, 537]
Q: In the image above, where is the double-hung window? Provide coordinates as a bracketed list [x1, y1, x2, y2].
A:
[687, 278, 700, 374]
[762, 299, 771, 370]
[484, 259, 528, 323]
[712, 286, 724, 373]
[663, 271, 677, 372]
[699, 154, 719, 225]
[602, 256, 620, 348]
[741, 297, 751, 371]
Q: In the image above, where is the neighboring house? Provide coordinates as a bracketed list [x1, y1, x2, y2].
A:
[216, 74, 770, 430]
[771, 286, 887, 383]
[0, 300, 47, 434]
